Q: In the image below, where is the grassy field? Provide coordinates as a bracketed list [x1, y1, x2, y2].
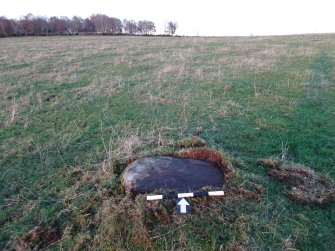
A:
[0, 35, 335, 250]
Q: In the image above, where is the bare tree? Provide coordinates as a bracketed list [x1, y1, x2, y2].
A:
[123, 19, 138, 34]
[71, 16, 84, 33]
[49, 16, 59, 34]
[0, 13, 175, 37]
[138, 20, 155, 35]
[165, 21, 177, 36]
[83, 18, 95, 32]
[20, 14, 34, 35]
[49, 16, 70, 34]
[31, 16, 48, 35]
[60, 16, 71, 34]
[110, 17, 122, 34]
[90, 14, 109, 33]
[9, 19, 19, 36]
[0, 17, 10, 36]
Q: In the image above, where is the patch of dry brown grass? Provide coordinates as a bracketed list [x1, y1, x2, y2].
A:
[92, 196, 153, 249]
[229, 57, 277, 72]
[14, 222, 61, 250]
[270, 166, 335, 205]
[6, 100, 18, 126]
[147, 93, 174, 105]
[177, 147, 232, 175]
[225, 187, 262, 202]
[2, 94, 32, 128]
[261, 158, 335, 205]
[159, 64, 175, 75]
[177, 137, 206, 148]
[259, 157, 279, 169]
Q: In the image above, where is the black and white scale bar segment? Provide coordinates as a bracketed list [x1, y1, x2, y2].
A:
[147, 191, 224, 201]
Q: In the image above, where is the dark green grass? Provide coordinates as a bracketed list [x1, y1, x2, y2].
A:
[0, 35, 335, 250]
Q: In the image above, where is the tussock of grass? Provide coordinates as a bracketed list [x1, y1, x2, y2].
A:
[262, 158, 335, 205]
[270, 166, 335, 205]
[6, 100, 18, 126]
[93, 196, 153, 250]
[258, 157, 280, 169]
[14, 222, 61, 250]
[177, 147, 232, 175]
[225, 187, 262, 202]
[90, 185, 263, 250]
[177, 136, 206, 148]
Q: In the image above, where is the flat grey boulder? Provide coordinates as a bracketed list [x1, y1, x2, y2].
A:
[121, 156, 225, 194]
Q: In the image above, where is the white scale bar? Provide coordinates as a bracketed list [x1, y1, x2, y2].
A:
[147, 195, 163, 200]
[146, 191, 224, 200]
[177, 193, 194, 198]
[208, 191, 224, 196]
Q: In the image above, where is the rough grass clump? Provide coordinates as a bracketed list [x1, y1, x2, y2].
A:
[177, 137, 206, 148]
[225, 187, 262, 202]
[90, 191, 253, 250]
[177, 147, 232, 175]
[93, 197, 153, 249]
[261, 158, 335, 205]
[14, 222, 61, 250]
[258, 157, 280, 169]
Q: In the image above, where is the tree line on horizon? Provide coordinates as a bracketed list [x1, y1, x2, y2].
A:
[0, 14, 178, 37]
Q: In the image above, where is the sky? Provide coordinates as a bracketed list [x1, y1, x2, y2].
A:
[1, 0, 335, 36]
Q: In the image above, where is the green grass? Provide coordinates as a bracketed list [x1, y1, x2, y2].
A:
[0, 35, 335, 250]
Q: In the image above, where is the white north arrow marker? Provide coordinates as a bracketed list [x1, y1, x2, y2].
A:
[177, 198, 190, 214]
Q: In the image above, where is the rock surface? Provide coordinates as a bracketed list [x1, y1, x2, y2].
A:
[122, 156, 225, 194]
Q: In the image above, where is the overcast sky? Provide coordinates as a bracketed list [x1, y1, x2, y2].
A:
[1, 0, 334, 36]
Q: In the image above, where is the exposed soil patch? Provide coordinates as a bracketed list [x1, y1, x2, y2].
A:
[45, 94, 56, 102]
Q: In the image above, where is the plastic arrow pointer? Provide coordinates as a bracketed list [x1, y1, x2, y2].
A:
[177, 198, 190, 213]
